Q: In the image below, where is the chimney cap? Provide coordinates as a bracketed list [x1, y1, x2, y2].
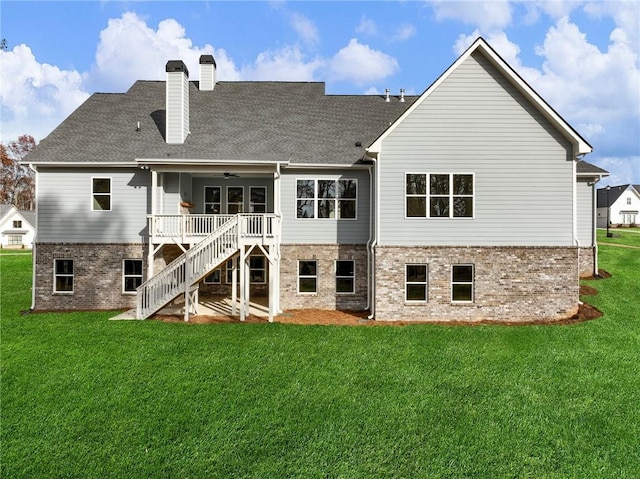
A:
[199, 54, 216, 67]
[166, 60, 189, 76]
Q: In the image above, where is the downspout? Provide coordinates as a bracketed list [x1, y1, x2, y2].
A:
[573, 156, 578, 247]
[29, 163, 38, 311]
[275, 162, 283, 313]
[365, 153, 378, 320]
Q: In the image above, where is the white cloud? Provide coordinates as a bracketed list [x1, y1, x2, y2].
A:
[290, 12, 319, 45]
[431, 0, 513, 32]
[86, 12, 222, 91]
[391, 24, 417, 42]
[356, 16, 378, 36]
[329, 38, 399, 85]
[596, 156, 640, 186]
[0, 44, 89, 142]
[241, 46, 324, 81]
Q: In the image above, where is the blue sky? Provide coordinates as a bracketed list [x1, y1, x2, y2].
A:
[1, 1, 638, 185]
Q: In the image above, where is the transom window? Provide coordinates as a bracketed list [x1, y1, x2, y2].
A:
[406, 173, 473, 218]
[335, 260, 355, 294]
[296, 179, 357, 219]
[298, 260, 317, 293]
[250, 187, 267, 213]
[54, 259, 74, 293]
[452, 264, 474, 303]
[204, 186, 221, 214]
[405, 264, 428, 302]
[123, 259, 143, 293]
[92, 178, 111, 211]
[227, 187, 244, 214]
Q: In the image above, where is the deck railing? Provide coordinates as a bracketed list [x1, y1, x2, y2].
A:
[148, 214, 279, 244]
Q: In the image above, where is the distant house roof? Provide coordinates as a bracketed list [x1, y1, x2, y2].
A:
[25, 81, 418, 167]
[597, 184, 636, 208]
[0, 204, 36, 229]
[576, 161, 608, 176]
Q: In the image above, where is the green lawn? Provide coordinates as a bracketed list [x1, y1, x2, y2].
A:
[597, 228, 640, 248]
[2, 248, 639, 478]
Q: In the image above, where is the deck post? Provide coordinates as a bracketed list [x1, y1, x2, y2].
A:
[239, 246, 246, 321]
[231, 257, 237, 316]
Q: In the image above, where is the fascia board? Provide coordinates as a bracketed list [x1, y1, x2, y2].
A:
[26, 161, 137, 167]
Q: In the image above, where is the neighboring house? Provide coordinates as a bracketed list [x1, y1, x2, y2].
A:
[0, 204, 36, 249]
[597, 184, 640, 227]
[24, 38, 608, 322]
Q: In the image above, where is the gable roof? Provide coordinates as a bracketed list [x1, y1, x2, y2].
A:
[576, 161, 608, 177]
[596, 184, 638, 208]
[0, 204, 35, 229]
[25, 81, 417, 167]
[368, 37, 593, 156]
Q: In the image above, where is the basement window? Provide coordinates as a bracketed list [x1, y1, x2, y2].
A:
[123, 259, 143, 293]
[298, 260, 317, 294]
[54, 259, 74, 293]
[452, 264, 474, 303]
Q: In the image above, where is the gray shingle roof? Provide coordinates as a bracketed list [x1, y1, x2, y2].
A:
[26, 81, 417, 166]
[597, 184, 631, 208]
[576, 161, 608, 176]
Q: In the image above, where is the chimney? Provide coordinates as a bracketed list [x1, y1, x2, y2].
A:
[165, 60, 190, 144]
[199, 55, 216, 91]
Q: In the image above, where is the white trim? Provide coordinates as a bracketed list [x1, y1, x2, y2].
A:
[28, 162, 137, 167]
[53, 258, 74, 294]
[405, 263, 428, 303]
[122, 258, 143, 294]
[204, 185, 222, 214]
[368, 38, 592, 156]
[451, 264, 474, 303]
[297, 259, 318, 294]
[226, 185, 244, 214]
[404, 173, 475, 219]
[283, 162, 370, 170]
[335, 259, 355, 295]
[295, 178, 358, 220]
[91, 176, 112, 212]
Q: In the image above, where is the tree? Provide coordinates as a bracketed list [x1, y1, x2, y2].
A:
[1, 135, 37, 210]
[0, 38, 7, 51]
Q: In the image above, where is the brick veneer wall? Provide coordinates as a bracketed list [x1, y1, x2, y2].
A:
[280, 244, 368, 310]
[374, 246, 579, 322]
[578, 246, 596, 278]
[34, 243, 146, 311]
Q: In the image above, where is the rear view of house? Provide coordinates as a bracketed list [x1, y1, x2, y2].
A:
[24, 38, 607, 322]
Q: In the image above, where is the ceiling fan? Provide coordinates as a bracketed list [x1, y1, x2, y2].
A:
[223, 172, 239, 180]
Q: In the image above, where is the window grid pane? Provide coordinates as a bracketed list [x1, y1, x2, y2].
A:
[92, 178, 111, 211]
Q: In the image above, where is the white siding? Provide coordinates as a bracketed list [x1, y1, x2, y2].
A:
[166, 72, 189, 144]
[37, 167, 150, 243]
[162, 173, 180, 214]
[280, 168, 370, 244]
[576, 179, 595, 246]
[378, 52, 575, 247]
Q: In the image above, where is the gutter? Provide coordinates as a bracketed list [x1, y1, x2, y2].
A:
[28, 163, 38, 311]
[364, 152, 378, 319]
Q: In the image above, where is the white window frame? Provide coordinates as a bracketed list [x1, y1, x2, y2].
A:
[8, 235, 22, 246]
[451, 264, 474, 303]
[405, 173, 474, 219]
[335, 260, 355, 294]
[204, 186, 222, 214]
[249, 255, 266, 284]
[250, 186, 267, 213]
[204, 268, 221, 284]
[227, 186, 244, 214]
[296, 178, 358, 220]
[53, 258, 74, 294]
[297, 260, 318, 294]
[91, 177, 112, 211]
[405, 264, 428, 302]
[122, 259, 143, 294]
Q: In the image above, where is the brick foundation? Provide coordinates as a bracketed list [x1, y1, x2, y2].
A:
[280, 244, 368, 310]
[374, 246, 579, 322]
[34, 243, 146, 311]
[578, 246, 596, 278]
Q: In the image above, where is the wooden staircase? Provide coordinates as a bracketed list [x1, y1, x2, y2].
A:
[136, 215, 239, 319]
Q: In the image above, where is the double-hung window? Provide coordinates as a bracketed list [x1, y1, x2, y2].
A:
[335, 260, 355, 294]
[296, 179, 357, 219]
[405, 264, 428, 302]
[250, 256, 266, 284]
[92, 178, 111, 211]
[227, 187, 244, 214]
[298, 260, 317, 293]
[406, 173, 473, 218]
[452, 264, 474, 302]
[250, 187, 267, 213]
[54, 259, 74, 293]
[123, 259, 143, 293]
[204, 186, 221, 214]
